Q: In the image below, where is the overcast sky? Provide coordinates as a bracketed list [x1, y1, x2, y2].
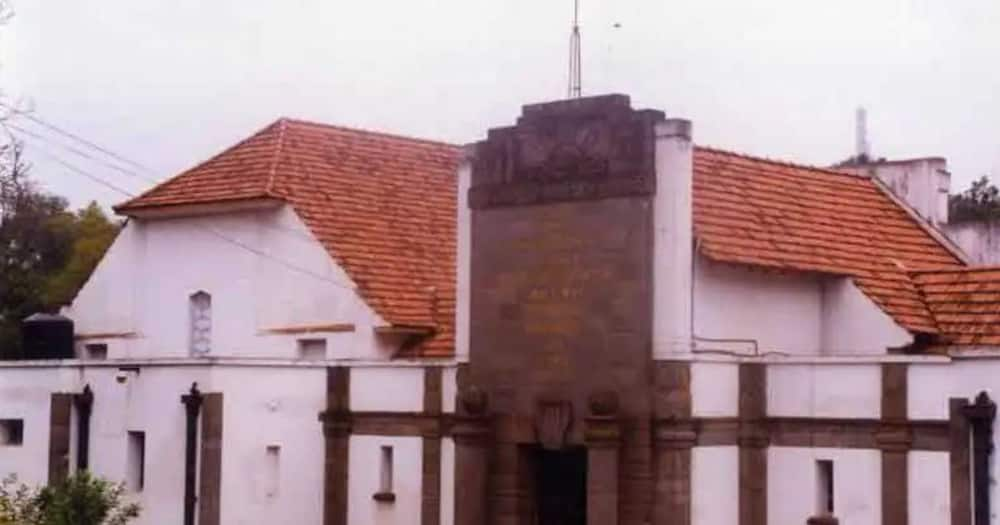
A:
[2, 0, 999, 209]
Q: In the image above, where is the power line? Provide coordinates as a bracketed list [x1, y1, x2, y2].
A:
[8, 123, 161, 184]
[14, 142, 356, 292]
[26, 141, 137, 198]
[0, 102, 157, 174]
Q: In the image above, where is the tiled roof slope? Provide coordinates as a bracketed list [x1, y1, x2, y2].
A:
[117, 119, 974, 350]
[693, 147, 964, 334]
[911, 267, 1000, 345]
[117, 119, 459, 357]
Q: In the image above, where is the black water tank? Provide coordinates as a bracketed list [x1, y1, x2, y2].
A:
[21, 313, 75, 360]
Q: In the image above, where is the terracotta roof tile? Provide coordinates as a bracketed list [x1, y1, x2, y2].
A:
[911, 267, 1000, 345]
[693, 147, 965, 334]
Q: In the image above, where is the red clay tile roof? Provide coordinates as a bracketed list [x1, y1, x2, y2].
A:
[693, 147, 965, 334]
[118, 119, 979, 350]
[911, 267, 1000, 345]
[117, 119, 459, 357]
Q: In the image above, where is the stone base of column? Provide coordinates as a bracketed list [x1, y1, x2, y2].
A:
[585, 415, 621, 525]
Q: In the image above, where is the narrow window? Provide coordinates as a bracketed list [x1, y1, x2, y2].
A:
[189, 291, 212, 355]
[127, 431, 146, 491]
[84, 343, 108, 360]
[816, 459, 834, 515]
[297, 338, 327, 360]
[265, 445, 281, 498]
[372, 445, 395, 502]
[0, 419, 24, 446]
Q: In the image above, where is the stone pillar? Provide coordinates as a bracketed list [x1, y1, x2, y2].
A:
[453, 416, 491, 525]
[454, 379, 491, 525]
[421, 368, 443, 525]
[738, 363, 767, 525]
[653, 421, 695, 524]
[878, 364, 909, 525]
[198, 393, 224, 525]
[585, 392, 621, 525]
[653, 362, 693, 525]
[319, 367, 351, 525]
[949, 398, 972, 525]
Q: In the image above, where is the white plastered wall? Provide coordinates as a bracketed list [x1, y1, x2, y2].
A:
[693, 257, 911, 356]
[768, 447, 881, 525]
[348, 435, 423, 525]
[820, 278, 910, 355]
[692, 446, 738, 525]
[653, 119, 693, 356]
[66, 205, 397, 360]
[694, 256, 823, 355]
[454, 149, 472, 362]
[768, 363, 882, 418]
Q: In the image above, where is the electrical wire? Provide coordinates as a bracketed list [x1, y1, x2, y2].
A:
[9, 135, 357, 292]
[7, 122, 161, 184]
[0, 102, 156, 173]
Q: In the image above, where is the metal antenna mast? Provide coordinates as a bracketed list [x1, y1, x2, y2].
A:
[568, 0, 582, 98]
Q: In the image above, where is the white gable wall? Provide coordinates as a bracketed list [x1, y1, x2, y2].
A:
[693, 255, 911, 356]
[694, 256, 823, 356]
[66, 204, 398, 360]
[820, 278, 911, 355]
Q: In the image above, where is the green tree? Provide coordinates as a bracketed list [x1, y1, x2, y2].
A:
[44, 203, 119, 307]
[0, 141, 120, 357]
[949, 175, 1000, 223]
[0, 472, 140, 525]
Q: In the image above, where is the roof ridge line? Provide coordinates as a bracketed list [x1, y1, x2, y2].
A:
[265, 118, 289, 196]
[911, 264, 1000, 274]
[694, 144, 869, 180]
[282, 117, 460, 149]
[868, 176, 971, 267]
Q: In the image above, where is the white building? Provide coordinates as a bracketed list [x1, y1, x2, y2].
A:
[1, 95, 999, 525]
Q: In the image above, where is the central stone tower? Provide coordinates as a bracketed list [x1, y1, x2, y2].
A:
[455, 94, 693, 525]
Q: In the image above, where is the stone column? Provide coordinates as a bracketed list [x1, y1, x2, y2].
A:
[319, 367, 351, 525]
[949, 398, 972, 525]
[653, 362, 693, 525]
[198, 393, 224, 525]
[585, 392, 622, 525]
[421, 368, 444, 525]
[453, 415, 491, 525]
[878, 364, 909, 525]
[738, 363, 768, 525]
[653, 420, 695, 524]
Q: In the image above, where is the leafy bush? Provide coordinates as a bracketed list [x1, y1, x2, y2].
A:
[0, 472, 140, 525]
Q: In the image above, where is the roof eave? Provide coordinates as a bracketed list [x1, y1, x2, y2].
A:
[114, 196, 285, 220]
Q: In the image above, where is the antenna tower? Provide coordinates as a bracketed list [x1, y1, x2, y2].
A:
[568, 0, 582, 98]
[856, 107, 870, 160]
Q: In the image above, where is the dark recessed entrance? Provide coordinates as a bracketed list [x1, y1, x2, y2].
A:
[535, 446, 587, 525]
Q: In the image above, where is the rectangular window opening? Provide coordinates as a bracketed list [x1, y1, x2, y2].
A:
[297, 338, 327, 361]
[265, 445, 281, 498]
[816, 459, 834, 515]
[373, 444, 394, 502]
[84, 343, 108, 360]
[126, 431, 145, 492]
[0, 419, 24, 446]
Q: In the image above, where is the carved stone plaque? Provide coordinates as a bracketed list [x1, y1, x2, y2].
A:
[468, 94, 664, 208]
